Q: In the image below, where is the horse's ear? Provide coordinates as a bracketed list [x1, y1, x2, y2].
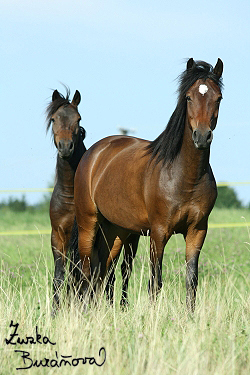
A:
[72, 90, 81, 107]
[52, 90, 61, 102]
[213, 58, 223, 78]
[187, 58, 195, 70]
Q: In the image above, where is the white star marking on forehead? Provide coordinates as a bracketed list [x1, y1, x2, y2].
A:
[199, 84, 208, 96]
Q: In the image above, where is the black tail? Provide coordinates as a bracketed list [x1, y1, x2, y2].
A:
[68, 217, 115, 291]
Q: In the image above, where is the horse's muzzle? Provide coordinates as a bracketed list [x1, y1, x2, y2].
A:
[192, 128, 213, 150]
[58, 139, 74, 159]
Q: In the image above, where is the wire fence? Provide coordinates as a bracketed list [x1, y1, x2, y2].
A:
[0, 182, 249, 236]
[1, 181, 250, 194]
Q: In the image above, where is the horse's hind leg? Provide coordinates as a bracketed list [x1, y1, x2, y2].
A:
[105, 235, 123, 305]
[105, 264, 117, 305]
[76, 212, 100, 302]
[120, 234, 140, 308]
[104, 225, 129, 305]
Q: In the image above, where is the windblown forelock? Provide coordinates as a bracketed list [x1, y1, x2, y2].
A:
[45, 88, 71, 132]
[177, 60, 223, 103]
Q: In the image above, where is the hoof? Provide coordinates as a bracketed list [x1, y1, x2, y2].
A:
[120, 298, 129, 311]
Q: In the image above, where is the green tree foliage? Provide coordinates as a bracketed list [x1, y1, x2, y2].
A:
[215, 186, 242, 208]
[0, 184, 245, 211]
[0, 182, 53, 213]
[0, 194, 51, 213]
[0, 195, 27, 212]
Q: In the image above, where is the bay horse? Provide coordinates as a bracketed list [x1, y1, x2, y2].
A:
[46, 87, 139, 311]
[74, 58, 223, 312]
[46, 87, 86, 312]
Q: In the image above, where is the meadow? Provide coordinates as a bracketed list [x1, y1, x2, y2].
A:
[0, 207, 249, 374]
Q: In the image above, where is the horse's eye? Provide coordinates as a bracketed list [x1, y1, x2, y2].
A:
[51, 118, 55, 124]
[186, 96, 192, 102]
[216, 96, 222, 104]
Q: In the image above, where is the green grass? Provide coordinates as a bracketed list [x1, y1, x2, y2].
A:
[0, 207, 50, 231]
[0, 207, 249, 374]
[0, 208, 52, 290]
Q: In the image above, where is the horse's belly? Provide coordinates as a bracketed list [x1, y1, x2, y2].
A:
[95, 187, 149, 233]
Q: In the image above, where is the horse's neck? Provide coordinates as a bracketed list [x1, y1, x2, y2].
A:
[68, 133, 86, 172]
[176, 119, 211, 183]
[56, 157, 75, 192]
[55, 134, 86, 192]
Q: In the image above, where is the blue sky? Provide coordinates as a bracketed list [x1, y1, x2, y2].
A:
[0, 0, 250, 205]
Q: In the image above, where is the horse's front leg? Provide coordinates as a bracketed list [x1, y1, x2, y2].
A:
[148, 228, 168, 301]
[120, 234, 140, 308]
[185, 226, 207, 313]
[51, 226, 68, 314]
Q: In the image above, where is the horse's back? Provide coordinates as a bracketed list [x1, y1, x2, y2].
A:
[76, 135, 150, 184]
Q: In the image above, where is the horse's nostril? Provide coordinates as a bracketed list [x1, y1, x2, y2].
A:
[193, 129, 198, 141]
[206, 130, 213, 143]
[58, 141, 63, 150]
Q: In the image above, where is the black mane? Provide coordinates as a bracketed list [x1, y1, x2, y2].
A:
[147, 60, 223, 164]
[46, 87, 71, 132]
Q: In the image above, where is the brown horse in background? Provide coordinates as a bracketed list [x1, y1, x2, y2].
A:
[46, 88, 86, 312]
[74, 58, 223, 312]
[46, 87, 139, 312]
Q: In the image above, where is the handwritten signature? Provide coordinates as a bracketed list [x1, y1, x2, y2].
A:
[5, 320, 56, 346]
[5, 320, 106, 370]
[14, 349, 106, 370]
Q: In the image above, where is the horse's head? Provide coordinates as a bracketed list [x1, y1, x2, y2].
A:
[185, 58, 223, 150]
[48, 89, 83, 159]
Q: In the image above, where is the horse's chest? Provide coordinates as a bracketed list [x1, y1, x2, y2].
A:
[170, 190, 215, 233]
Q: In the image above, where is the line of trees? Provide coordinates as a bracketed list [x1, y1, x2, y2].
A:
[0, 193, 51, 212]
[215, 186, 243, 209]
[0, 185, 248, 212]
